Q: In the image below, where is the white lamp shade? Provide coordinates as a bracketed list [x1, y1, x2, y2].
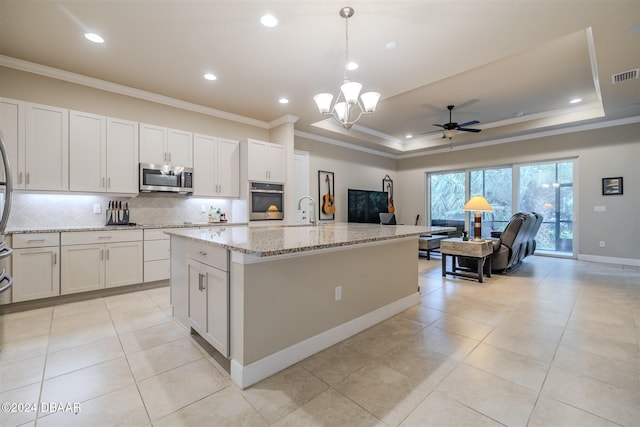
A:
[334, 102, 348, 122]
[313, 93, 334, 114]
[340, 81, 362, 104]
[463, 195, 494, 212]
[360, 92, 381, 113]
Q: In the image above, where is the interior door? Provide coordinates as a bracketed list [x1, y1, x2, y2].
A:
[293, 151, 310, 224]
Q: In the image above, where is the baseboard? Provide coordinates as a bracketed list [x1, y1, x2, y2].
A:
[230, 292, 421, 389]
[577, 253, 640, 267]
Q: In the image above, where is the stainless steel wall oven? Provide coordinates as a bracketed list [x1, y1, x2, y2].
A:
[249, 182, 284, 220]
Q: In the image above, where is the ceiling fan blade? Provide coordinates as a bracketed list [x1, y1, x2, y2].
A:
[432, 124, 446, 129]
[458, 120, 480, 127]
[458, 128, 482, 133]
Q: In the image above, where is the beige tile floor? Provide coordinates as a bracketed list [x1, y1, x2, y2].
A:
[1, 255, 638, 426]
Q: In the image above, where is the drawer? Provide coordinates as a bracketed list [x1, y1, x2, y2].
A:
[144, 259, 170, 282]
[12, 232, 60, 248]
[61, 229, 143, 246]
[144, 228, 171, 241]
[144, 239, 170, 261]
[186, 241, 228, 271]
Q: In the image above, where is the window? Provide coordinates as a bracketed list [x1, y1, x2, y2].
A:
[470, 167, 512, 238]
[429, 171, 465, 232]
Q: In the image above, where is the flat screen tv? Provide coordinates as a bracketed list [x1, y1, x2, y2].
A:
[348, 189, 389, 223]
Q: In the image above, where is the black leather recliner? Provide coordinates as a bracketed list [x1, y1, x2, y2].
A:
[458, 212, 543, 272]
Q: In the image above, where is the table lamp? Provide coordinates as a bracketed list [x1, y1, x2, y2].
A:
[463, 195, 493, 241]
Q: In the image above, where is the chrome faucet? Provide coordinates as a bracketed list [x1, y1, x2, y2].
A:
[297, 196, 316, 225]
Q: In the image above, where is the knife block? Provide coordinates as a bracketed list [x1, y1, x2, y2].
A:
[105, 208, 130, 226]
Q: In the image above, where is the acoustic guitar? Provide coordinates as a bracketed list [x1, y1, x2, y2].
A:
[387, 182, 395, 213]
[322, 174, 336, 215]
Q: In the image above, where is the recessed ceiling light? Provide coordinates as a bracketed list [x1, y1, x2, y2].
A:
[405, 134, 413, 139]
[261, 14, 278, 28]
[385, 41, 397, 50]
[570, 97, 582, 104]
[203, 73, 217, 81]
[278, 97, 289, 104]
[84, 33, 104, 43]
[346, 62, 358, 71]
[515, 112, 524, 117]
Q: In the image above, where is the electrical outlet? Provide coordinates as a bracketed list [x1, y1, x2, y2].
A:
[335, 285, 342, 301]
[93, 204, 101, 214]
[200, 204, 207, 213]
[599, 241, 606, 248]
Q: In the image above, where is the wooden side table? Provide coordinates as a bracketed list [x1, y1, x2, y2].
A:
[440, 238, 493, 283]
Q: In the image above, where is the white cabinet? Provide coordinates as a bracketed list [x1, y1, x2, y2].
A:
[0, 98, 24, 188]
[140, 123, 193, 167]
[69, 112, 139, 194]
[61, 230, 143, 295]
[11, 233, 60, 302]
[244, 139, 285, 183]
[193, 134, 239, 197]
[69, 111, 105, 192]
[24, 102, 69, 191]
[186, 244, 229, 357]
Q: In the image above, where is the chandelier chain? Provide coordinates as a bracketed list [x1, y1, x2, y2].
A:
[344, 12, 350, 81]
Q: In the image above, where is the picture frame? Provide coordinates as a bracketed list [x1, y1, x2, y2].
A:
[318, 171, 335, 220]
[602, 177, 623, 195]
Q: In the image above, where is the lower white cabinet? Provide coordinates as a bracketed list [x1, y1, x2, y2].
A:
[61, 230, 143, 295]
[187, 257, 229, 357]
[173, 239, 228, 357]
[11, 233, 60, 302]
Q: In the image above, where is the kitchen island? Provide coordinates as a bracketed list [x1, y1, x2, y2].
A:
[167, 223, 451, 388]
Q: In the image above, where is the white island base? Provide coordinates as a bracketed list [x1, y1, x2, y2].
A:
[168, 226, 424, 389]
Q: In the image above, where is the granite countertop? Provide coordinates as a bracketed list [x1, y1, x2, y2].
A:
[7, 221, 247, 234]
[166, 223, 441, 257]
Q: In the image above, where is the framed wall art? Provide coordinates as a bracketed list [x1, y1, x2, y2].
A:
[318, 171, 335, 220]
[602, 177, 623, 195]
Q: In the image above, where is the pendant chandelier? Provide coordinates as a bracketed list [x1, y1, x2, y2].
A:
[313, 6, 381, 130]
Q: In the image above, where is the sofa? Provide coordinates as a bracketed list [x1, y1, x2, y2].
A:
[458, 212, 543, 272]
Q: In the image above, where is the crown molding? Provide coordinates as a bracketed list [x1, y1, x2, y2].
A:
[294, 130, 397, 159]
[0, 55, 270, 129]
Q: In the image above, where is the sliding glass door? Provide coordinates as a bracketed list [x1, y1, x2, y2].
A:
[428, 171, 465, 233]
[518, 161, 574, 254]
[427, 159, 575, 256]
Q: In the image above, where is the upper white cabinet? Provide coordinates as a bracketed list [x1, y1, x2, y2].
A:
[244, 139, 285, 183]
[69, 111, 138, 194]
[0, 98, 24, 188]
[106, 118, 139, 193]
[139, 123, 193, 167]
[24, 102, 69, 191]
[193, 134, 240, 197]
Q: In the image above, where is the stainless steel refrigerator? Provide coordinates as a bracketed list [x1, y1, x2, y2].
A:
[0, 132, 14, 353]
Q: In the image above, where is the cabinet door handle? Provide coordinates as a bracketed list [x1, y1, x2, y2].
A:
[106, 249, 110, 260]
[198, 273, 206, 291]
[27, 239, 46, 243]
[25, 172, 30, 185]
[98, 236, 112, 239]
[100, 249, 104, 260]
[18, 171, 22, 184]
[102, 177, 105, 188]
[199, 251, 207, 256]
[169, 152, 172, 162]
[107, 177, 111, 188]
[53, 253, 57, 265]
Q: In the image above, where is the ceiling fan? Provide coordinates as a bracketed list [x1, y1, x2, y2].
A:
[431, 105, 482, 139]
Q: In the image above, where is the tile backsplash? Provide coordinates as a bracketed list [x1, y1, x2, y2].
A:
[6, 192, 246, 230]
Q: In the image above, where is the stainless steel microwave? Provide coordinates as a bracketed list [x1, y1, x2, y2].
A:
[139, 163, 193, 194]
